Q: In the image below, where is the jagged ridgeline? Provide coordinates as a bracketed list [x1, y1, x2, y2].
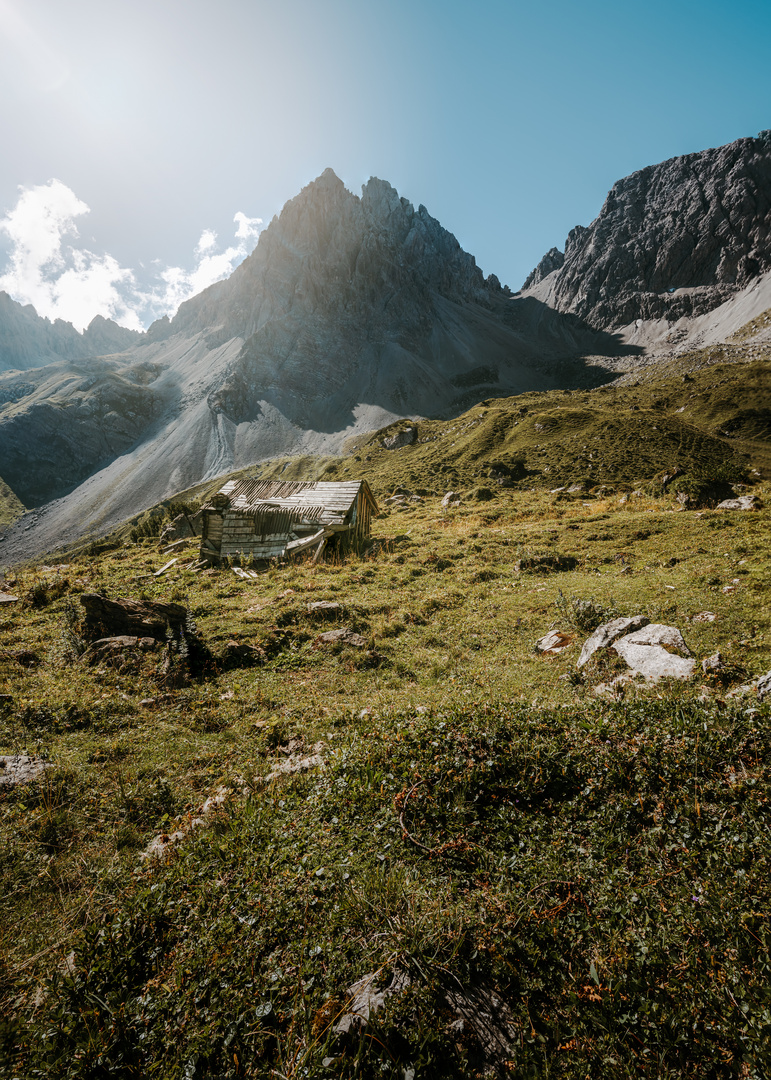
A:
[523, 131, 771, 328]
[3, 132, 771, 564]
[0, 170, 621, 561]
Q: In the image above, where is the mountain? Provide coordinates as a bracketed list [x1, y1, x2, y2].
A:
[6, 131, 771, 564]
[524, 131, 771, 332]
[0, 293, 140, 372]
[0, 170, 619, 555]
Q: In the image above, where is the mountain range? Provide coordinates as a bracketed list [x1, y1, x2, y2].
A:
[1, 131, 771, 559]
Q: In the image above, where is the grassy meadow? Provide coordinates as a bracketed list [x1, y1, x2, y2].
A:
[1, 348, 770, 1078]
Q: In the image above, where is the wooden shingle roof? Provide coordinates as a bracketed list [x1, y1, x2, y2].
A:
[211, 479, 377, 525]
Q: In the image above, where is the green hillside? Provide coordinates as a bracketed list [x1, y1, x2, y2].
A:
[2, 347, 771, 1077]
[0, 475, 24, 527]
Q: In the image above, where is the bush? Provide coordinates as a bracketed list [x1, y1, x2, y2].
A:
[555, 590, 622, 631]
[650, 460, 749, 507]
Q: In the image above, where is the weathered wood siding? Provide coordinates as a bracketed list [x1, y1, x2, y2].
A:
[200, 479, 378, 561]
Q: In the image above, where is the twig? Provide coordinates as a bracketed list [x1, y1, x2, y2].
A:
[397, 782, 437, 854]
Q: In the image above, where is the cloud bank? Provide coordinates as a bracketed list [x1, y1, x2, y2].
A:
[0, 180, 262, 332]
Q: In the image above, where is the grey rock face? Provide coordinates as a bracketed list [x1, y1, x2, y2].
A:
[1, 169, 613, 544]
[383, 426, 418, 449]
[577, 615, 650, 668]
[530, 135, 771, 329]
[0, 357, 165, 505]
[522, 246, 564, 289]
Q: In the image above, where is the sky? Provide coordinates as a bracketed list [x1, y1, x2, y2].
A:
[0, 0, 769, 331]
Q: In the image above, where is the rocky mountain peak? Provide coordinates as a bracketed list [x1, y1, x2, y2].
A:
[158, 167, 497, 344]
[525, 134, 771, 329]
[522, 246, 564, 289]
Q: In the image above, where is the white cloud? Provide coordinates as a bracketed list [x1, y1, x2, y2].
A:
[195, 229, 218, 256]
[0, 179, 263, 333]
[234, 211, 262, 241]
[0, 179, 141, 331]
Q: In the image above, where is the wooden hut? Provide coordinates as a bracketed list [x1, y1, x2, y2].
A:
[199, 478, 378, 563]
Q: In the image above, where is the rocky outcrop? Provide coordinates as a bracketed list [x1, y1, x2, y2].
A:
[525, 134, 771, 329]
[80, 594, 189, 640]
[522, 247, 564, 289]
[0, 293, 139, 373]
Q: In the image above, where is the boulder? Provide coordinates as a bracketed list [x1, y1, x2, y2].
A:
[614, 623, 691, 654]
[577, 615, 650, 668]
[611, 624, 695, 682]
[382, 426, 418, 450]
[716, 495, 760, 511]
[315, 627, 368, 648]
[80, 594, 188, 641]
[442, 491, 461, 508]
[612, 642, 696, 681]
[81, 636, 159, 665]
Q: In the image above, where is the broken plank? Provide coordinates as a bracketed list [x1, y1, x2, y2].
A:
[161, 538, 193, 554]
[154, 558, 178, 577]
[312, 537, 328, 564]
[286, 527, 325, 555]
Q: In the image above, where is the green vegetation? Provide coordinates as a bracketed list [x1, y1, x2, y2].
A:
[1, 349, 771, 1077]
[729, 308, 771, 343]
[0, 475, 25, 527]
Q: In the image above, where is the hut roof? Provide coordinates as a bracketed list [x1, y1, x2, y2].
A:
[210, 478, 377, 523]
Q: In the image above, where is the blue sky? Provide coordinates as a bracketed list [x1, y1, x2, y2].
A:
[0, 0, 769, 329]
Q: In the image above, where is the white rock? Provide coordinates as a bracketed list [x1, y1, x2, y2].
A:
[702, 652, 724, 675]
[0, 755, 52, 786]
[616, 623, 692, 655]
[716, 495, 759, 511]
[383, 426, 418, 450]
[334, 970, 411, 1034]
[612, 641, 696, 681]
[535, 630, 574, 655]
[577, 615, 649, 668]
[441, 491, 461, 508]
